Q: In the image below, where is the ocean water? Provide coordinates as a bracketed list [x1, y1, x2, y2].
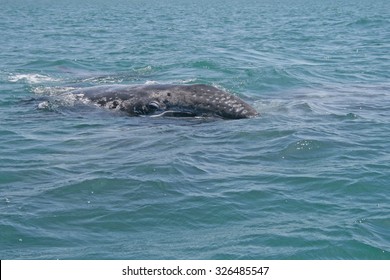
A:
[1, 0, 389, 259]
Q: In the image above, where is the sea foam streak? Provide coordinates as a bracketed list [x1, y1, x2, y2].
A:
[9, 73, 59, 84]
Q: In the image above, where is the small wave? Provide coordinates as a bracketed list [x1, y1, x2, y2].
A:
[136, 65, 153, 73]
[280, 139, 330, 160]
[144, 80, 160, 85]
[143, 79, 198, 85]
[348, 17, 388, 27]
[170, 78, 198, 84]
[80, 75, 124, 84]
[32, 86, 76, 95]
[8, 73, 60, 84]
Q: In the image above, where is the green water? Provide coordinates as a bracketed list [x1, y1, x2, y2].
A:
[0, 0, 389, 259]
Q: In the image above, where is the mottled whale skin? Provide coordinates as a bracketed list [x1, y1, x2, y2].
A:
[70, 84, 258, 119]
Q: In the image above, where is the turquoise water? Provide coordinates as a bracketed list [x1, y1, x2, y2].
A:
[1, 0, 389, 259]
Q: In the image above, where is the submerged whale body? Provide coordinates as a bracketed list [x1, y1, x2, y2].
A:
[70, 84, 258, 119]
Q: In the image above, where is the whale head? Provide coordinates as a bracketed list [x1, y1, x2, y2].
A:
[124, 84, 258, 119]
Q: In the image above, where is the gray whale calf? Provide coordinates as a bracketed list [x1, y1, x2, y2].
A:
[70, 84, 258, 119]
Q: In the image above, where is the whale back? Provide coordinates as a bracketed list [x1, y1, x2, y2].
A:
[71, 84, 258, 119]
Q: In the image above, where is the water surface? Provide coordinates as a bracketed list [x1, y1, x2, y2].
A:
[1, 0, 389, 259]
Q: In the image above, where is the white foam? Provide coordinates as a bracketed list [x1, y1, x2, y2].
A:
[32, 86, 76, 95]
[37, 101, 50, 109]
[144, 80, 159, 85]
[9, 73, 59, 84]
[177, 78, 197, 84]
